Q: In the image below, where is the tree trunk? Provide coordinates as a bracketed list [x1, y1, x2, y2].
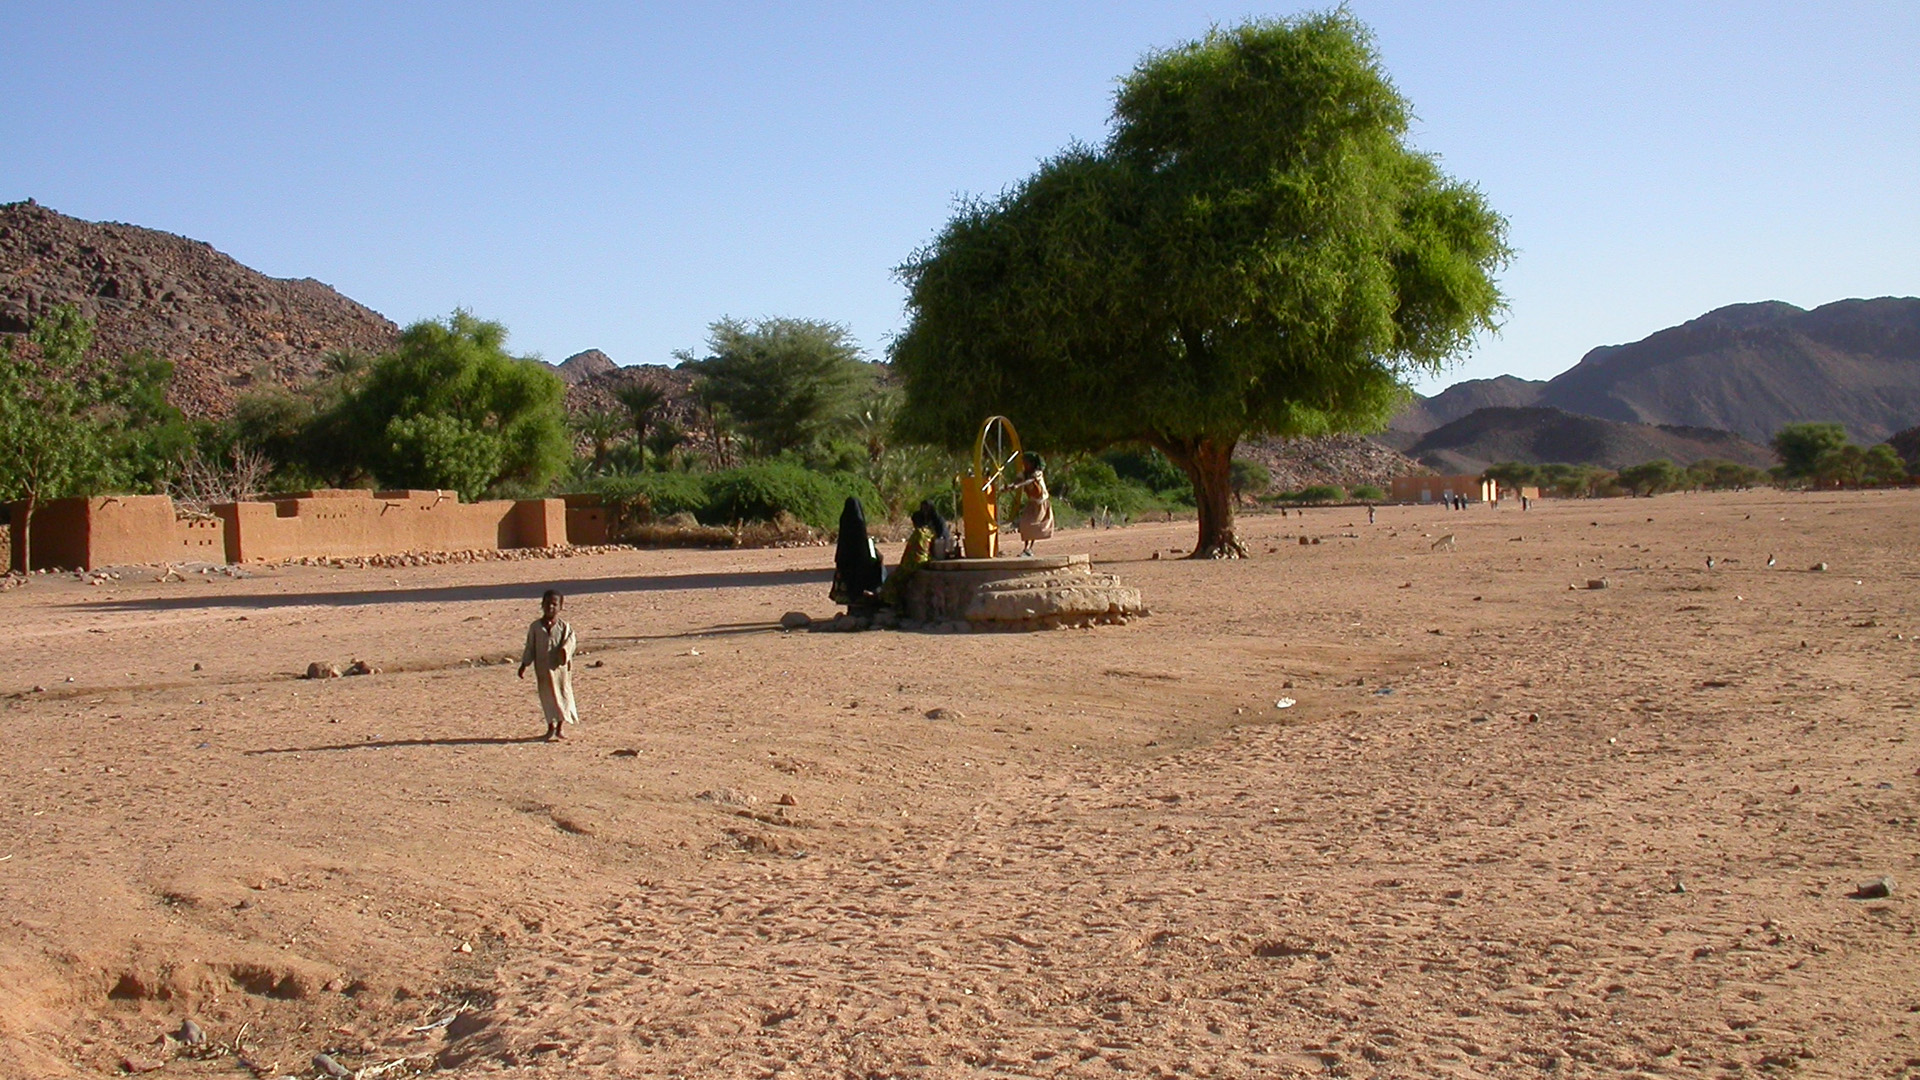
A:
[1160, 436, 1247, 559]
[15, 489, 34, 573]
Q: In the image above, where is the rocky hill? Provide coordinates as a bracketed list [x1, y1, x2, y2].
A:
[1386, 298, 1920, 450]
[554, 348, 619, 385]
[1385, 374, 1546, 441]
[1404, 406, 1775, 475]
[0, 200, 399, 416]
[1238, 434, 1429, 492]
[1533, 298, 1920, 443]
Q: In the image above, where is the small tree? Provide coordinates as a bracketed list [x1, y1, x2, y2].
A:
[1483, 462, 1539, 491]
[0, 305, 116, 569]
[613, 382, 668, 449]
[893, 14, 1508, 557]
[1772, 423, 1850, 481]
[342, 311, 571, 500]
[1864, 443, 1908, 486]
[1617, 459, 1682, 497]
[1229, 459, 1273, 498]
[572, 408, 626, 473]
[680, 317, 874, 458]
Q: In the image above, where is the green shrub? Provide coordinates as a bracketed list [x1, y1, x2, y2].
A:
[1229, 458, 1272, 496]
[584, 471, 710, 519]
[1284, 484, 1344, 503]
[1349, 483, 1385, 501]
[700, 461, 877, 530]
[1056, 458, 1164, 517]
[1102, 447, 1194, 502]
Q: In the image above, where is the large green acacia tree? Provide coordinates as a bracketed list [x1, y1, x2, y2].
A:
[344, 311, 571, 500]
[892, 13, 1509, 556]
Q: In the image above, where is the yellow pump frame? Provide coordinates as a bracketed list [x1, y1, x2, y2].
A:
[958, 415, 1022, 559]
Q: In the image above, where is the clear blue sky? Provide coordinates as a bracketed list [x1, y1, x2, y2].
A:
[4, 2, 1915, 393]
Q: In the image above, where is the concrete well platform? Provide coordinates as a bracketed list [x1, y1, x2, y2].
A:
[901, 553, 1147, 631]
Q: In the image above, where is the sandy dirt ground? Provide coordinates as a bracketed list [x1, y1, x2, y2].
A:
[1, 489, 1916, 1079]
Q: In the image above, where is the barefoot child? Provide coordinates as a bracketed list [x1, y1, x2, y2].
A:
[518, 589, 578, 741]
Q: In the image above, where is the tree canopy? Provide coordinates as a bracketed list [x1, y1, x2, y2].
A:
[891, 12, 1509, 555]
[343, 311, 571, 500]
[1771, 422, 1850, 480]
[679, 317, 874, 459]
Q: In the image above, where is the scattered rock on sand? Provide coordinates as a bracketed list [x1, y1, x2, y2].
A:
[342, 659, 376, 676]
[1811, 562, 1829, 572]
[925, 707, 964, 721]
[696, 788, 755, 806]
[780, 611, 812, 629]
[776, 793, 797, 806]
[1587, 578, 1610, 590]
[304, 662, 341, 680]
[174, 1018, 205, 1046]
[1851, 877, 1893, 900]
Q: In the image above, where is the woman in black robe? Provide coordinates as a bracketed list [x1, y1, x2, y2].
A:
[830, 497, 884, 608]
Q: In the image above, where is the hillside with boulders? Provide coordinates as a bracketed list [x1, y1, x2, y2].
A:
[0, 200, 399, 416]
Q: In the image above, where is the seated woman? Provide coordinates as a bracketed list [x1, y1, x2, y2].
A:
[830, 497, 884, 611]
[920, 499, 960, 561]
[880, 505, 937, 608]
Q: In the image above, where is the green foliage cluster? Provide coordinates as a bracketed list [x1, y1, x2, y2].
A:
[679, 318, 874, 459]
[1486, 457, 1775, 498]
[226, 311, 571, 500]
[892, 12, 1509, 555]
[1349, 484, 1386, 501]
[1770, 423, 1907, 487]
[0, 306, 200, 544]
[1055, 447, 1197, 518]
[582, 463, 878, 531]
[1279, 485, 1345, 504]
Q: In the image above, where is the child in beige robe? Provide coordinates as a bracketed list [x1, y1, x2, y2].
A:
[519, 590, 579, 741]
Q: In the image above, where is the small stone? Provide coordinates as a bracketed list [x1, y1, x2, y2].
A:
[305, 662, 341, 680]
[342, 659, 375, 676]
[1586, 578, 1610, 590]
[191, 662, 202, 672]
[779, 611, 811, 630]
[1810, 562, 1828, 572]
[314, 1052, 352, 1078]
[776, 793, 797, 806]
[1852, 877, 1893, 900]
[176, 1018, 206, 1046]
[925, 707, 964, 721]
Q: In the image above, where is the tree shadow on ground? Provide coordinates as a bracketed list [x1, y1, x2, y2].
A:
[69, 567, 833, 615]
[245, 734, 551, 755]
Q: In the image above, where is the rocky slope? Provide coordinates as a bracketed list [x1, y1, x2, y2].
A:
[1384, 374, 1546, 441]
[1404, 406, 1775, 474]
[1529, 298, 1920, 443]
[1386, 297, 1920, 450]
[0, 200, 399, 416]
[1237, 434, 1430, 492]
[554, 348, 619, 385]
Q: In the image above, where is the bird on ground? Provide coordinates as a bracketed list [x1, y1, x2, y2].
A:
[1767, 553, 1777, 567]
[1706, 556, 1716, 569]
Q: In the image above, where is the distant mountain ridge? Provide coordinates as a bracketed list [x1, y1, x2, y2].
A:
[1390, 298, 1920, 448]
[0, 200, 399, 416]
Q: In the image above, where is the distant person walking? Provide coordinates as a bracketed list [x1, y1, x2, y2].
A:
[519, 589, 579, 742]
[1014, 452, 1053, 556]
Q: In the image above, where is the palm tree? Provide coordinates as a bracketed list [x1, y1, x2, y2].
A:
[614, 383, 668, 448]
